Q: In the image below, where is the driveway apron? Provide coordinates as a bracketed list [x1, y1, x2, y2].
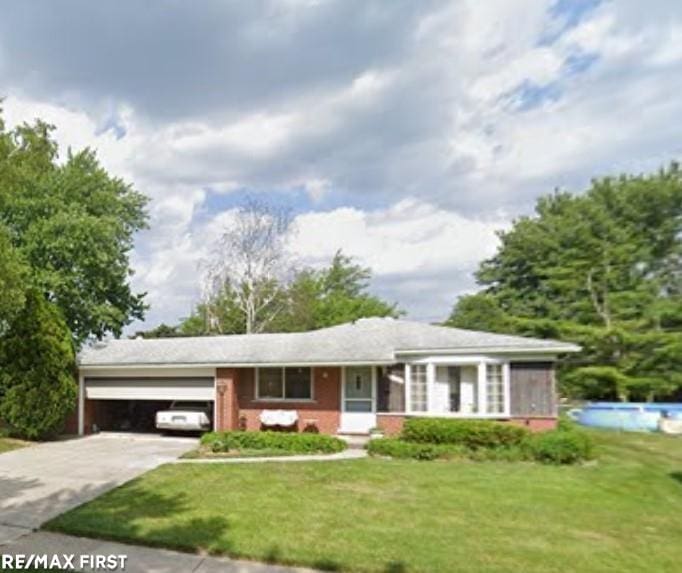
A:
[0, 433, 196, 544]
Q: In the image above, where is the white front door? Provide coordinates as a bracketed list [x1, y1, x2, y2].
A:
[340, 366, 376, 434]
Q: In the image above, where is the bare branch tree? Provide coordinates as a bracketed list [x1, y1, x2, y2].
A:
[202, 197, 294, 334]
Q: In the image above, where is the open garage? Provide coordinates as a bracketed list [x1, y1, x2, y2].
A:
[81, 375, 215, 433]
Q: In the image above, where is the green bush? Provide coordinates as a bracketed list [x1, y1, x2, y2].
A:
[0, 290, 77, 440]
[200, 431, 346, 454]
[367, 438, 463, 461]
[524, 429, 594, 464]
[402, 418, 529, 449]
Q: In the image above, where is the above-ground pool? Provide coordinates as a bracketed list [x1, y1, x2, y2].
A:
[568, 402, 682, 432]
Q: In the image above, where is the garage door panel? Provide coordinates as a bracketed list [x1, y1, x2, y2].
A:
[85, 377, 214, 401]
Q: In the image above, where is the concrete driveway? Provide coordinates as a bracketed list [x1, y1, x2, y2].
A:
[0, 433, 197, 545]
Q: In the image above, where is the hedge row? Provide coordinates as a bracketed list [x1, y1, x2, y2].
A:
[200, 431, 347, 454]
[369, 418, 594, 464]
[402, 417, 530, 448]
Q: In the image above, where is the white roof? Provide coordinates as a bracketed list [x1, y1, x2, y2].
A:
[79, 318, 580, 367]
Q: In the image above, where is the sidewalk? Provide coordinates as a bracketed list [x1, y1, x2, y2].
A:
[174, 448, 367, 464]
[2, 531, 318, 573]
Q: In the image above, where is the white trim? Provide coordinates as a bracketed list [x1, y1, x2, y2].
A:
[404, 363, 412, 414]
[426, 362, 436, 413]
[407, 363, 428, 414]
[477, 362, 487, 415]
[255, 366, 314, 401]
[77, 373, 85, 436]
[408, 355, 505, 365]
[213, 368, 218, 432]
[340, 366, 376, 413]
[340, 366, 377, 433]
[503, 362, 511, 417]
[376, 412, 513, 419]
[396, 345, 579, 355]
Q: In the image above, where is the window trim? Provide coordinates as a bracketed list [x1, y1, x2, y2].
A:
[255, 367, 315, 402]
[406, 359, 511, 418]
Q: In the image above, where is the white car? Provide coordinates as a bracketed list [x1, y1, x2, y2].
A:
[155, 401, 212, 432]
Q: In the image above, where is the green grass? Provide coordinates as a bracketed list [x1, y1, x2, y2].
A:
[46, 430, 682, 573]
[181, 447, 303, 459]
[0, 436, 31, 454]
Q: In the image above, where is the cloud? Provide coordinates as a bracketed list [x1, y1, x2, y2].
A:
[128, 198, 506, 328]
[2, 0, 682, 331]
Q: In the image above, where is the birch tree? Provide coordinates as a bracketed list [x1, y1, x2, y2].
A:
[203, 198, 293, 334]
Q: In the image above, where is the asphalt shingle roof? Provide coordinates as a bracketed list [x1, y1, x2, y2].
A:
[78, 318, 580, 367]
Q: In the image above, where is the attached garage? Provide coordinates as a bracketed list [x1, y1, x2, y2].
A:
[78, 370, 216, 434]
[84, 377, 215, 401]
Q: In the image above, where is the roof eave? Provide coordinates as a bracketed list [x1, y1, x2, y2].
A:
[395, 345, 581, 355]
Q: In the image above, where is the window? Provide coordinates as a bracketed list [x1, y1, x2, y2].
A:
[486, 363, 505, 414]
[256, 367, 312, 400]
[285, 367, 312, 399]
[410, 364, 427, 412]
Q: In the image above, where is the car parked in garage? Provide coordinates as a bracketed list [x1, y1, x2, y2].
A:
[155, 401, 213, 432]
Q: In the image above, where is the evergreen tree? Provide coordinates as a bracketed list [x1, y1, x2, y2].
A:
[0, 290, 77, 439]
[448, 164, 682, 401]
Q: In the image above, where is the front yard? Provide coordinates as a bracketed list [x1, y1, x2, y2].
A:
[46, 430, 682, 573]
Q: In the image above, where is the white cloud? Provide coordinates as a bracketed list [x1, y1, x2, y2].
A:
[3, 0, 682, 331]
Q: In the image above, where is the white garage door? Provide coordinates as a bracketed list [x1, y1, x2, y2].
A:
[85, 377, 215, 401]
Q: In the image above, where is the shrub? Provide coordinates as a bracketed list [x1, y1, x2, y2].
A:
[200, 431, 346, 454]
[402, 418, 529, 449]
[367, 438, 463, 461]
[525, 429, 594, 464]
[0, 290, 77, 440]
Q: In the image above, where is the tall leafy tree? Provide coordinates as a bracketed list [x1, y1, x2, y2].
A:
[176, 250, 400, 335]
[0, 290, 77, 439]
[202, 198, 292, 334]
[448, 164, 682, 401]
[282, 250, 401, 330]
[0, 115, 148, 343]
[0, 224, 27, 333]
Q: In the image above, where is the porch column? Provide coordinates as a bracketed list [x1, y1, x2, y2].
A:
[77, 373, 85, 436]
[477, 362, 487, 415]
[404, 364, 412, 413]
[216, 368, 240, 431]
[426, 362, 436, 413]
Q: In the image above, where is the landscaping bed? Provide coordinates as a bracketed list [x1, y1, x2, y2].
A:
[368, 418, 594, 464]
[46, 430, 682, 573]
[185, 430, 347, 458]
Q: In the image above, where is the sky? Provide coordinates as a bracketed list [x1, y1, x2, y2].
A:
[2, 0, 681, 331]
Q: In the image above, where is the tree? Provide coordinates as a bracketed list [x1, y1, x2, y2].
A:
[444, 293, 513, 333]
[0, 224, 27, 333]
[448, 164, 682, 401]
[284, 250, 401, 330]
[133, 323, 182, 339]
[179, 250, 400, 335]
[203, 198, 292, 334]
[0, 114, 148, 343]
[0, 290, 77, 439]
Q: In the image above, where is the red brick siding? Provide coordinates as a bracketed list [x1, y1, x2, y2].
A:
[235, 366, 341, 434]
[216, 368, 239, 431]
[508, 417, 557, 431]
[377, 414, 557, 435]
[376, 414, 406, 436]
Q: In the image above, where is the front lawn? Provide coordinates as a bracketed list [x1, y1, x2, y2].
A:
[46, 430, 682, 573]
